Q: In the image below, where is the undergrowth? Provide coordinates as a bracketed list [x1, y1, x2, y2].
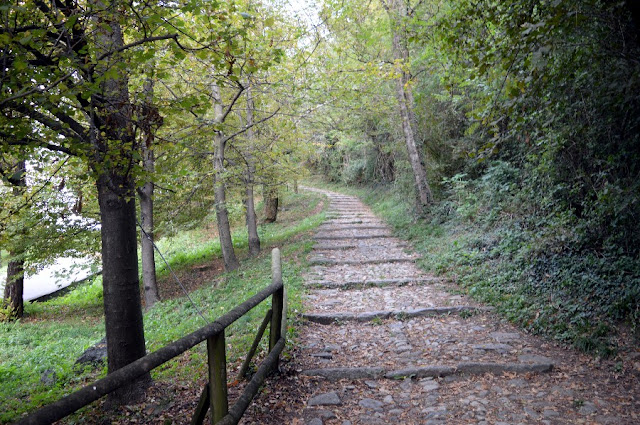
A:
[0, 190, 325, 423]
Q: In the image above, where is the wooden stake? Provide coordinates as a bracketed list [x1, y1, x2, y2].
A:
[207, 332, 228, 424]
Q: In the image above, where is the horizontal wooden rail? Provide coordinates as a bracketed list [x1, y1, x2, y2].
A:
[18, 250, 285, 425]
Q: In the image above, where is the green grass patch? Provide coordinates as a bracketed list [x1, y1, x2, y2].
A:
[1, 190, 326, 423]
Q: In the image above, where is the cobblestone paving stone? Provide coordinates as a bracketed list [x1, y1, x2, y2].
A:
[305, 286, 467, 312]
[239, 188, 640, 425]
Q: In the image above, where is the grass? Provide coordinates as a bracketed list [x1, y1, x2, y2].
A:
[1, 189, 326, 423]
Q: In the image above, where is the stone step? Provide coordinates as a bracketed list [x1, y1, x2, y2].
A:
[317, 226, 389, 231]
[303, 306, 493, 324]
[305, 277, 440, 289]
[312, 244, 358, 251]
[326, 211, 372, 215]
[309, 257, 415, 266]
[301, 362, 554, 381]
[327, 203, 360, 205]
[313, 234, 393, 241]
[322, 222, 384, 227]
[326, 214, 377, 220]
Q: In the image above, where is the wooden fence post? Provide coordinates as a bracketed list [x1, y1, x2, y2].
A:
[269, 248, 284, 371]
[207, 331, 228, 424]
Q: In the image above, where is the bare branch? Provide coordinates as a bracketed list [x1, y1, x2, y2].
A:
[220, 81, 246, 123]
[222, 107, 280, 144]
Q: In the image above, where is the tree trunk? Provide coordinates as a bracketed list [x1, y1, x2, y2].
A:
[244, 83, 261, 256]
[4, 258, 24, 319]
[264, 186, 279, 223]
[97, 174, 149, 402]
[213, 140, 240, 271]
[140, 148, 159, 308]
[245, 176, 261, 256]
[91, 1, 149, 403]
[385, 0, 433, 211]
[3, 160, 26, 320]
[212, 82, 240, 271]
[139, 77, 160, 309]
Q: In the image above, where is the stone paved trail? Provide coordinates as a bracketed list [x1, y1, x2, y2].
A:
[240, 189, 639, 425]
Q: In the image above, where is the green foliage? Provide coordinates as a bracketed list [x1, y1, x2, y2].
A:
[0, 299, 14, 322]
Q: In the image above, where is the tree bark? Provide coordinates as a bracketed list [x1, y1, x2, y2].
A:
[263, 185, 279, 223]
[212, 82, 240, 271]
[91, 1, 149, 403]
[139, 77, 160, 309]
[97, 174, 149, 403]
[384, 0, 433, 211]
[4, 259, 24, 319]
[3, 160, 26, 320]
[245, 178, 261, 256]
[244, 83, 261, 256]
[214, 140, 240, 271]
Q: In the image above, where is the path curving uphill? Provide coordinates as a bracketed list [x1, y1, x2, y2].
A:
[240, 188, 638, 425]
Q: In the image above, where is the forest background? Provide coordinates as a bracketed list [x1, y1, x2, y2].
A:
[1, 0, 639, 421]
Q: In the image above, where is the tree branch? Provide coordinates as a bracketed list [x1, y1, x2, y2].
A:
[12, 103, 85, 143]
[219, 81, 246, 123]
[222, 107, 280, 144]
[0, 71, 75, 107]
[0, 132, 77, 156]
[91, 34, 179, 69]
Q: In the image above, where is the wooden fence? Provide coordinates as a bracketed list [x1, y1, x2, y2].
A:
[18, 248, 287, 425]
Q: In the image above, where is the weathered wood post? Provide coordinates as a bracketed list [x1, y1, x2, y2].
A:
[207, 331, 228, 424]
[269, 248, 284, 372]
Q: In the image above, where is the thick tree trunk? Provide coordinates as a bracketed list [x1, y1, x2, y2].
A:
[3, 160, 25, 320]
[139, 77, 160, 309]
[91, 1, 149, 403]
[97, 175, 149, 402]
[244, 84, 261, 256]
[211, 82, 240, 271]
[385, 0, 433, 211]
[263, 186, 279, 223]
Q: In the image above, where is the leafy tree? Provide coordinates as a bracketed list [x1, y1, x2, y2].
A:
[0, 0, 186, 401]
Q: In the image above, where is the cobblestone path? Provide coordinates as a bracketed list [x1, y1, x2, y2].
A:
[240, 189, 639, 425]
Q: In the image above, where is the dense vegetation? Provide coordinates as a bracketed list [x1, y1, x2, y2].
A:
[310, 0, 640, 354]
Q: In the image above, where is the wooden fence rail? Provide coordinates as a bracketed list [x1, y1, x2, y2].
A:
[18, 248, 286, 425]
